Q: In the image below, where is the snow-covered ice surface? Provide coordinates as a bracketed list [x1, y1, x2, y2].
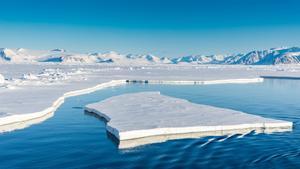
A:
[85, 92, 292, 149]
[0, 63, 300, 132]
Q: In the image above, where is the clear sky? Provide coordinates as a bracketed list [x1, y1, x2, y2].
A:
[1, 0, 300, 57]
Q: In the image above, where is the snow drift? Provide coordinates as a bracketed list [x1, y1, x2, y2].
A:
[0, 74, 4, 84]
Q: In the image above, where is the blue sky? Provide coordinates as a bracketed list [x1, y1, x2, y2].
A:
[0, 0, 300, 57]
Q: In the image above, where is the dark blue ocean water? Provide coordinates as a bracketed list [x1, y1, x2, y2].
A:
[0, 79, 300, 169]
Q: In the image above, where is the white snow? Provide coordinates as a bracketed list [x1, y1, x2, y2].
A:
[0, 63, 300, 132]
[0, 47, 298, 147]
[0, 73, 4, 84]
[85, 92, 292, 148]
[22, 73, 39, 80]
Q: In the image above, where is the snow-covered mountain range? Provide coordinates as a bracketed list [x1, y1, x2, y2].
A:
[1, 47, 300, 65]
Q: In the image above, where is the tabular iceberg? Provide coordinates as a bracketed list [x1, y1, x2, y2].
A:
[85, 92, 292, 148]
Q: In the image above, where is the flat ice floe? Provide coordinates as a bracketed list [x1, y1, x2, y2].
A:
[85, 92, 293, 148]
[1, 64, 300, 133]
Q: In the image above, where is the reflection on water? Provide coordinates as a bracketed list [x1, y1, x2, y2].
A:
[0, 79, 299, 168]
[117, 127, 292, 149]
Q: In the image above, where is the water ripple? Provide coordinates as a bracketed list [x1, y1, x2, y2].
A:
[0, 79, 300, 168]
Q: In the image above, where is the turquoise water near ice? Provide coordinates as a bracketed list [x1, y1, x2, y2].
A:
[0, 79, 299, 169]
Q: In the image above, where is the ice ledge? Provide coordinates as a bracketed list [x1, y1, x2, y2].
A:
[0, 80, 126, 132]
[85, 92, 292, 148]
[126, 78, 264, 85]
[0, 78, 264, 132]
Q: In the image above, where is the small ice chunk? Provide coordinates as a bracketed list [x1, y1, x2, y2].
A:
[22, 73, 38, 80]
[0, 74, 4, 84]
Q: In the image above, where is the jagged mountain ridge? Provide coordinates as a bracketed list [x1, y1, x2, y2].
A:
[1, 47, 300, 65]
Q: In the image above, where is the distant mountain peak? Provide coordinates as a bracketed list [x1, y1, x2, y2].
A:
[1, 46, 300, 65]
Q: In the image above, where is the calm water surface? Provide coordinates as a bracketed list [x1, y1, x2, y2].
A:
[0, 79, 300, 169]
